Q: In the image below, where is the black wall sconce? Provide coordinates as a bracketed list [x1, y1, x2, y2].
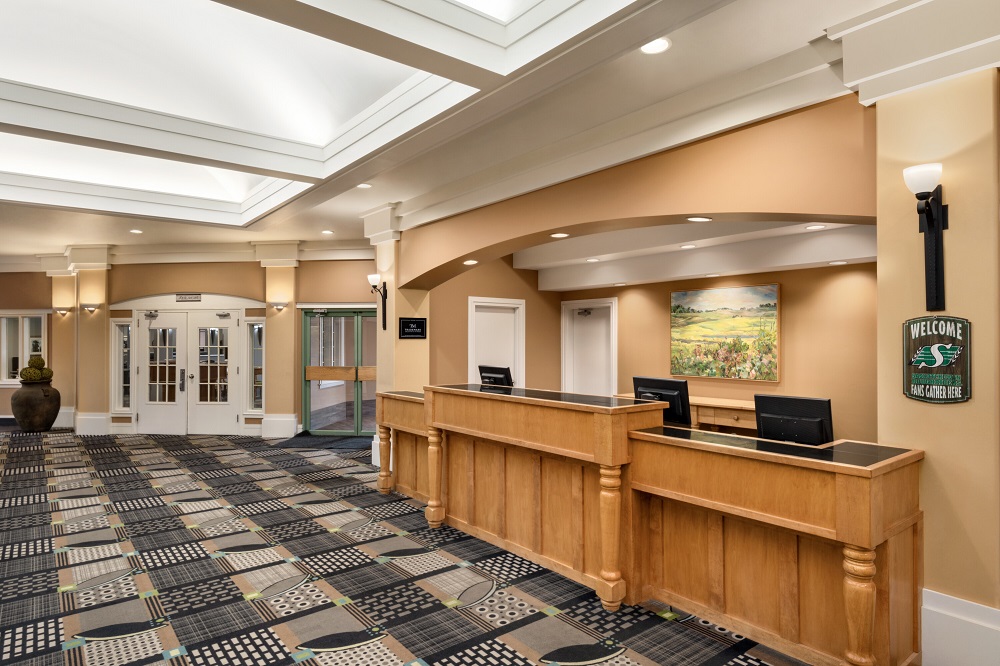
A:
[903, 163, 948, 311]
[368, 273, 388, 330]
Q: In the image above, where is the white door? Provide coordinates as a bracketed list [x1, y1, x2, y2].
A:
[136, 310, 242, 435]
[468, 298, 525, 386]
[137, 312, 187, 435]
[562, 299, 617, 396]
[187, 311, 241, 435]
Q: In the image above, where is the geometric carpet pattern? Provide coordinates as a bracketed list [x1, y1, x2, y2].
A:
[0, 432, 808, 666]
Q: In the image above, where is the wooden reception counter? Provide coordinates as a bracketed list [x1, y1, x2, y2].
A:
[421, 384, 664, 611]
[627, 426, 922, 666]
[376, 386, 923, 666]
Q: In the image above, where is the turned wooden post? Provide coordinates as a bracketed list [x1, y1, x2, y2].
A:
[425, 426, 445, 528]
[843, 545, 877, 666]
[376, 424, 392, 494]
[598, 465, 624, 611]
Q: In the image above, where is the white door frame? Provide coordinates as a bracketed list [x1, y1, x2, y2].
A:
[561, 297, 618, 394]
[468, 296, 526, 387]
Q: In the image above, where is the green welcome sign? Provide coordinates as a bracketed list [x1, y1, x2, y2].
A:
[903, 316, 971, 403]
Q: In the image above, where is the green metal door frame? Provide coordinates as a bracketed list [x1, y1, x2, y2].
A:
[301, 309, 376, 435]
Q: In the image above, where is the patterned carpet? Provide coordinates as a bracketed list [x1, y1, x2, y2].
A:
[0, 432, 806, 666]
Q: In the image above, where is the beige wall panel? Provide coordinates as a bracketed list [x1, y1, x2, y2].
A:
[396, 431, 416, 492]
[429, 256, 561, 389]
[109, 262, 265, 303]
[876, 69, 1000, 606]
[798, 536, 848, 656]
[77, 270, 109, 413]
[656, 499, 721, 609]
[51, 275, 77, 407]
[473, 439, 505, 537]
[504, 447, 540, 552]
[540, 457, 583, 569]
[0, 272, 51, 308]
[568, 264, 878, 441]
[723, 518, 787, 635]
[447, 433, 473, 523]
[582, 466, 602, 579]
[399, 96, 875, 288]
[297, 260, 376, 304]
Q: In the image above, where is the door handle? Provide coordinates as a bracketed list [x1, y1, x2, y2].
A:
[179, 369, 186, 392]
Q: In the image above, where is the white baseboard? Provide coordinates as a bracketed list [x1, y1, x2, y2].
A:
[54, 407, 75, 429]
[923, 588, 1000, 665]
[75, 412, 111, 436]
[261, 414, 297, 439]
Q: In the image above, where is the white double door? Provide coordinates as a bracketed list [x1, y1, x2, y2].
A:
[136, 311, 242, 435]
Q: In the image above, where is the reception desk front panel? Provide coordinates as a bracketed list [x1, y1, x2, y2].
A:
[376, 387, 923, 666]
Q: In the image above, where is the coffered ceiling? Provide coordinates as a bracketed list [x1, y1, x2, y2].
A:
[2, 0, 992, 288]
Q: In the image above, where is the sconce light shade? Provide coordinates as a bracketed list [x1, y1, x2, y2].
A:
[271, 303, 287, 311]
[82, 304, 98, 313]
[903, 163, 942, 195]
[55, 308, 69, 316]
[367, 273, 380, 288]
[367, 274, 388, 330]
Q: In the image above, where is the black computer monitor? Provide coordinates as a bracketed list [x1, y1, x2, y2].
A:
[479, 365, 513, 387]
[754, 394, 833, 446]
[633, 376, 691, 426]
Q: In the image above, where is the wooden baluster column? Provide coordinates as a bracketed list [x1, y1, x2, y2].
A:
[376, 425, 392, 494]
[425, 426, 445, 528]
[598, 465, 624, 611]
[843, 545, 877, 666]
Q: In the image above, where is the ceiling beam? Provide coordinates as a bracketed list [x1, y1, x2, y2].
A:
[208, 0, 506, 90]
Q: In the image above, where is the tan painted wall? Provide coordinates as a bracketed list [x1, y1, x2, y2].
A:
[109, 262, 265, 303]
[876, 70, 1000, 606]
[429, 256, 562, 389]
[0, 273, 52, 413]
[399, 95, 876, 289]
[265, 267, 297, 416]
[297, 260, 375, 303]
[77, 270, 109, 413]
[0, 272, 51, 308]
[566, 264, 878, 442]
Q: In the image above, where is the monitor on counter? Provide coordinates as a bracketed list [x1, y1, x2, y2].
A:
[479, 365, 513, 387]
[754, 394, 833, 446]
[633, 376, 691, 426]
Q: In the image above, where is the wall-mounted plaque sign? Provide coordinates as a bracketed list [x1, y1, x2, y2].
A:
[903, 316, 970, 403]
[399, 318, 427, 339]
[176, 293, 202, 302]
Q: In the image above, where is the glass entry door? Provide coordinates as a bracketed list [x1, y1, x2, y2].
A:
[303, 310, 377, 435]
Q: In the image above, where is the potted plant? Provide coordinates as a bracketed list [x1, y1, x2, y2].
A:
[10, 355, 60, 432]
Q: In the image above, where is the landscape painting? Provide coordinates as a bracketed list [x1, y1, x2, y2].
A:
[670, 284, 779, 381]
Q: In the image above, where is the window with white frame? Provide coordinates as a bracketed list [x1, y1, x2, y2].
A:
[1, 314, 45, 382]
[111, 320, 131, 411]
[247, 320, 264, 411]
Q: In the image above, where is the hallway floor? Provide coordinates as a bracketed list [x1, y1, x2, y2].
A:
[0, 432, 806, 665]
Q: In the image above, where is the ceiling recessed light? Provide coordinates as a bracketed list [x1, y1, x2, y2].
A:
[550, 233, 569, 238]
[587, 258, 600, 263]
[680, 244, 697, 250]
[805, 224, 827, 230]
[356, 183, 372, 189]
[829, 261, 848, 266]
[321, 229, 334, 235]
[640, 37, 671, 55]
[687, 216, 712, 222]
[463, 259, 478, 266]
[129, 229, 143, 234]
[706, 273, 720, 278]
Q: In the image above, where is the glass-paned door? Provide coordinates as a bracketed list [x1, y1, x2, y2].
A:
[137, 312, 186, 435]
[188, 311, 240, 435]
[303, 310, 376, 435]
